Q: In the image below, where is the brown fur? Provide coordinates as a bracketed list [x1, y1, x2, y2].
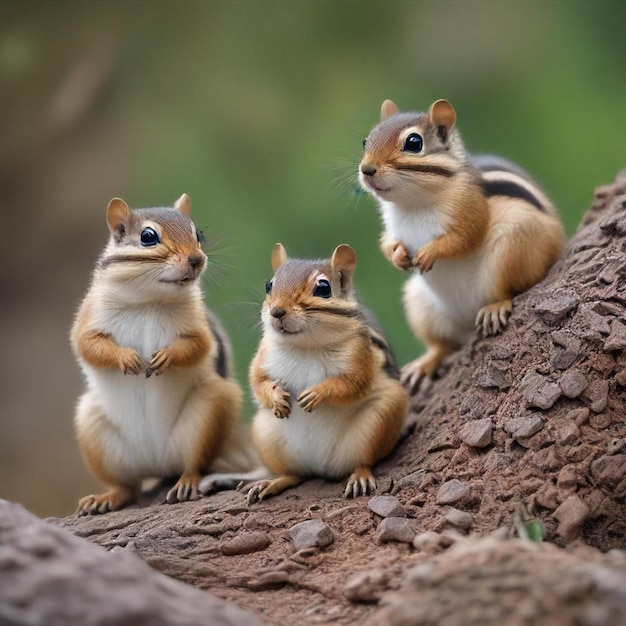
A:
[72, 195, 245, 515]
[246, 244, 408, 501]
[360, 100, 565, 383]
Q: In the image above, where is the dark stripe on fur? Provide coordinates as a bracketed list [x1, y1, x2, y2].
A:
[98, 254, 164, 269]
[306, 305, 361, 317]
[212, 327, 228, 379]
[205, 310, 230, 379]
[395, 163, 456, 178]
[481, 179, 545, 212]
[369, 331, 400, 379]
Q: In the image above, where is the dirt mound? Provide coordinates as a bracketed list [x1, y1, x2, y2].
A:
[42, 172, 626, 625]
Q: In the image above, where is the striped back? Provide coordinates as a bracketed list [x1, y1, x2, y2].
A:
[473, 155, 553, 213]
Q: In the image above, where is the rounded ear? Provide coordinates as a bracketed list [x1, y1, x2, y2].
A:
[106, 198, 131, 234]
[330, 244, 357, 280]
[174, 193, 192, 217]
[271, 243, 288, 271]
[381, 99, 399, 121]
[428, 99, 457, 141]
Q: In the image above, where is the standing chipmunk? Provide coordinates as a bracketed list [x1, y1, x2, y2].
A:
[71, 194, 245, 515]
[359, 99, 564, 387]
[244, 243, 407, 501]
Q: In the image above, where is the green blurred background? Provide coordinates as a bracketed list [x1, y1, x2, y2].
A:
[1, 0, 624, 517]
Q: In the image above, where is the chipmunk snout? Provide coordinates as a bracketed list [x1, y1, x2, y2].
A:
[270, 306, 286, 319]
[187, 254, 204, 270]
[360, 163, 377, 176]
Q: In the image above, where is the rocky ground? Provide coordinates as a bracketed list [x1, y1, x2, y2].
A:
[2, 172, 625, 625]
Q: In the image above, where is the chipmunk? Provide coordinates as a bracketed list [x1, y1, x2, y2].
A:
[243, 243, 407, 501]
[359, 99, 564, 388]
[71, 194, 246, 515]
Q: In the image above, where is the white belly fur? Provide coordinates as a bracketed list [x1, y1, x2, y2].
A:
[256, 344, 375, 478]
[382, 201, 492, 330]
[78, 306, 206, 479]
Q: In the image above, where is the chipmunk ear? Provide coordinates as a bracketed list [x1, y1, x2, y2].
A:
[331, 244, 357, 282]
[106, 198, 131, 239]
[428, 99, 456, 142]
[381, 99, 399, 121]
[271, 243, 288, 271]
[174, 193, 192, 217]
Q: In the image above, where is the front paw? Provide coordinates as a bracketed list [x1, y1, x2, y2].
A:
[390, 242, 413, 271]
[412, 245, 437, 273]
[118, 348, 144, 375]
[297, 385, 325, 412]
[146, 348, 173, 377]
[271, 385, 292, 418]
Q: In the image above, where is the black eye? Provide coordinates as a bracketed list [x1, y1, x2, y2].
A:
[313, 279, 331, 298]
[265, 279, 273, 295]
[403, 133, 423, 153]
[362, 138, 367, 149]
[196, 230, 205, 244]
[140, 227, 160, 246]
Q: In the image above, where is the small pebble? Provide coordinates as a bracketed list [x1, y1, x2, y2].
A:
[583, 379, 610, 413]
[376, 517, 415, 545]
[220, 531, 271, 556]
[368, 495, 406, 518]
[436, 479, 471, 505]
[289, 520, 333, 551]
[556, 465, 578, 490]
[554, 495, 589, 542]
[504, 415, 544, 439]
[559, 369, 588, 398]
[459, 418, 492, 448]
[444, 507, 473, 530]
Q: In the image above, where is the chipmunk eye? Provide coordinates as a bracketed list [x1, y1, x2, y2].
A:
[265, 279, 273, 296]
[313, 278, 331, 298]
[196, 230, 206, 244]
[140, 227, 160, 246]
[403, 133, 423, 153]
[362, 138, 367, 149]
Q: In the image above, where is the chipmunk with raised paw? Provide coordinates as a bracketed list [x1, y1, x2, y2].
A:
[359, 99, 564, 389]
[71, 194, 247, 515]
[242, 243, 407, 502]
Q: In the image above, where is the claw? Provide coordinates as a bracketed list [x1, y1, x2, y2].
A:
[75, 487, 134, 516]
[242, 476, 302, 503]
[146, 348, 172, 377]
[476, 300, 512, 337]
[297, 386, 323, 413]
[166, 473, 200, 504]
[344, 468, 376, 498]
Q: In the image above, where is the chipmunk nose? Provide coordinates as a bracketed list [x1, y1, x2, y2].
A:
[360, 163, 377, 176]
[187, 254, 204, 270]
[270, 306, 286, 319]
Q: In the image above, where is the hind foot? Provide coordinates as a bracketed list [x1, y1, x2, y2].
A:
[76, 485, 135, 516]
[344, 467, 376, 498]
[476, 299, 512, 336]
[166, 471, 201, 504]
[242, 475, 303, 504]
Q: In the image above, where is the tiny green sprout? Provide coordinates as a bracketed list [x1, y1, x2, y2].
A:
[514, 504, 545, 542]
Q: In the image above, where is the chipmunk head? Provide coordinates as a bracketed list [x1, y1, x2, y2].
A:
[99, 194, 206, 294]
[262, 243, 361, 346]
[359, 99, 467, 205]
